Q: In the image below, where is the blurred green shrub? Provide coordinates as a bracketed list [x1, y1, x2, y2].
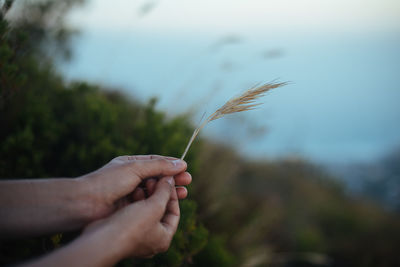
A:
[0, 4, 225, 265]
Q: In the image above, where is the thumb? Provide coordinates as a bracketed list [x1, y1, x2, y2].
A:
[132, 158, 187, 179]
[147, 177, 175, 219]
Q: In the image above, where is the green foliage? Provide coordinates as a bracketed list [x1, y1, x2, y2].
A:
[0, 17, 28, 105]
[0, 77, 196, 178]
[193, 237, 235, 267]
[0, 4, 223, 265]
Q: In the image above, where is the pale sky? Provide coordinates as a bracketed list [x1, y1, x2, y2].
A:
[68, 0, 400, 34]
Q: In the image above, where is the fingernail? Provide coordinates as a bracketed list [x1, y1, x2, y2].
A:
[166, 177, 174, 186]
[172, 159, 185, 168]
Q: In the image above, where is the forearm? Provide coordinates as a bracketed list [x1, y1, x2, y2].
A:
[0, 178, 93, 238]
[23, 222, 125, 267]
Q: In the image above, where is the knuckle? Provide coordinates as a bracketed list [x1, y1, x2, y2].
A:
[157, 158, 170, 167]
[174, 204, 181, 216]
[153, 200, 165, 211]
[126, 155, 136, 161]
[114, 155, 128, 161]
[122, 161, 134, 172]
[146, 197, 164, 211]
[128, 161, 142, 175]
[158, 238, 171, 253]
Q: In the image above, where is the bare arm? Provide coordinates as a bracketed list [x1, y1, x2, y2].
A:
[0, 178, 91, 238]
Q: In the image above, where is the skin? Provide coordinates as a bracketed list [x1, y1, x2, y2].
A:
[0, 155, 192, 266]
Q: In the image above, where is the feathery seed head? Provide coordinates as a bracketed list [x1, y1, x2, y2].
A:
[181, 82, 286, 159]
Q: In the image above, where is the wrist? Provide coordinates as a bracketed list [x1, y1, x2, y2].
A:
[76, 174, 115, 223]
[91, 208, 142, 260]
[69, 177, 98, 226]
[81, 224, 126, 266]
[27, 222, 125, 267]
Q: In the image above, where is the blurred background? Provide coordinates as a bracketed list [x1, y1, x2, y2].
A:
[1, 0, 400, 266]
[62, 0, 400, 165]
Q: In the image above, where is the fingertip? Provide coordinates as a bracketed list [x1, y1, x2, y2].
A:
[146, 178, 157, 196]
[176, 186, 188, 199]
[132, 187, 146, 201]
[171, 159, 187, 171]
[148, 176, 175, 211]
[166, 176, 175, 187]
[174, 172, 192, 186]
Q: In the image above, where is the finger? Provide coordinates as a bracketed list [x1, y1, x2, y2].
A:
[131, 158, 187, 179]
[136, 155, 179, 161]
[132, 187, 146, 201]
[174, 172, 192, 186]
[162, 185, 180, 235]
[115, 197, 130, 210]
[119, 155, 179, 162]
[142, 254, 155, 259]
[146, 178, 157, 196]
[176, 186, 188, 199]
[146, 177, 175, 219]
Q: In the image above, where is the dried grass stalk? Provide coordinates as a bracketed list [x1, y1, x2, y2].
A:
[181, 82, 286, 160]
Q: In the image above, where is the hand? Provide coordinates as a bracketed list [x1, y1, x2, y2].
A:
[82, 176, 180, 260]
[79, 155, 191, 221]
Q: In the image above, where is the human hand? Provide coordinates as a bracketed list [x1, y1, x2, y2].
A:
[79, 155, 191, 221]
[82, 176, 181, 260]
